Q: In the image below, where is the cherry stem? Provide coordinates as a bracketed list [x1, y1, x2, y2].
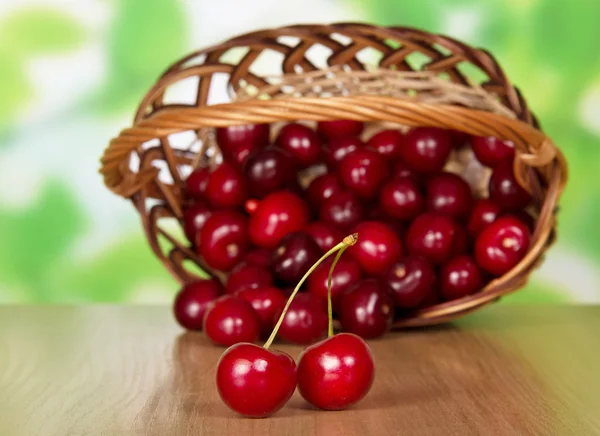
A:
[327, 246, 348, 338]
[263, 233, 358, 350]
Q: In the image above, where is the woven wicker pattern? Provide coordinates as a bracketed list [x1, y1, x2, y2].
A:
[100, 23, 567, 327]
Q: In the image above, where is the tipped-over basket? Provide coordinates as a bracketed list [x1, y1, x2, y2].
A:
[100, 23, 567, 328]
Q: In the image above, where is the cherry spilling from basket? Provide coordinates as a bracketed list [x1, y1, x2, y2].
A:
[174, 119, 535, 342]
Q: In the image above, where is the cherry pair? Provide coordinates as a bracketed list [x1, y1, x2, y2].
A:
[216, 234, 375, 418]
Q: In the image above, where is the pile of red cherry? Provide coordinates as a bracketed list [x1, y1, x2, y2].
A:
[172, 119, 533, 417]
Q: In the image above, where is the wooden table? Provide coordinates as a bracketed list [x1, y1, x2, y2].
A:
[0, 305, 598, 435]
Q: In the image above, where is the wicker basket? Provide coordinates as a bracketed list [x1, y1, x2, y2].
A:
[100, 23, 567, 328]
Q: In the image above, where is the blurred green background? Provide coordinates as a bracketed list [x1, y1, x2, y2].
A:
[0, 0, 597, 304]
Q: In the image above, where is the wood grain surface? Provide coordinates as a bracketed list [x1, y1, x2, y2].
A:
[0, 305, 598, 436]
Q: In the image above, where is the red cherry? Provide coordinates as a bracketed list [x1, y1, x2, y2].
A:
[474, 216, 530, 276]
[244, 147, 297, 197]
[297, 333, 374, 410]
[182, 201, 212, 244]
[199, 211, 249, 271]
[467, 199, 502, 236]
[173, 278, 223, 330]
[271, 232, 323, 284]
[392, 160, 420, 183]
[244, 198, 259, 214]
[216, 343, 296, 417]
[320, 190, 364, 230]
[338, 149, 390, 198]
[381, 255, 436, 309]
[236, 287, 286, 334]
[206, 162, 247, 208]
[306, 173, 343, 211]
[242, 248, 272, 268]
[225, 262, 273, 294]
[440, 255, 483, 300]
[426, 172, 473, 219]
[451, 224, 470, 257]
[338, 279, 394, 339]
[348, 221, 403, 275]
[489, 162, 532, 210]
[471, 136, 515, 167]
[323, 136, 363, 168]
[400, 127, 452, 174]
[367, 129, 404, 159]
[249, 191, 310, 248]
[406, 213, 458, 264]
[216, 124, 270, 165]
[307, 256, 362, 310]
[203, 295, 260, 346]
[421, 289, 441, 307]
[276, 293, 328, 345]
[275, 123, 322, 167]
[317, 120, 364, 140]
[379, 177, 424, 221]
[305, 221, 345, 252]
[185, 167, 210, 199]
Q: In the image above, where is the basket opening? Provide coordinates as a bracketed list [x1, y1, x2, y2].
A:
[162, 75, 199, 106]
[248, 49, 285, 78]
[206, 73, 232, 106]
[304, 44, 334, 70]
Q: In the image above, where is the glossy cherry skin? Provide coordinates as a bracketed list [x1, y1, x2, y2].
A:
[182, 201, 213, 244]
[203, 295, 260, 346]
[400, 127, 452, 174]
[467, 199, 502, 236]
[249, 191, 310, 248]
[216, 124, 270, 166]
[306, 173, 343, 211]
[320, 190, 364, 230]
[426, 172, 473, 219]
[338, 279, 394, 339]
[242, 248, 272, 268]
[216, 343, 297, 418]
[338, 149, 390, 198]
[317, 119, 364, 140]
[379, 177, 424, 220]
[185, 167, 210, 199]
[173, 278, 223, 330]
[225, 262, 273, 294]
[367, 129, 404, 160]
[236, 287, 286, 335]
[199, 211, 249, 271]
[297, 333, 374, 410]
[323, 136, 364, 169]
[489, 162, 532, 210]
[271, 232, 323, 284]
[275, 122, 322, 167]
[305, 221, 345, 252]
[276, 293, 328, 345]
[440, 255, 483, 301]
[348, 221, 403, 275]
[406, 213, 458, 264]
[206, 162, 247, 208]
[471, 136, 515, 167]
[307, 256, 363, 310]
[474, 216, 530, 276]
[381, 255, 436, 309]
[244, 147, 297, 197]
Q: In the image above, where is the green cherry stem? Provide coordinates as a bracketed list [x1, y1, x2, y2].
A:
[326, 246, 348, 338]
[263, 233, 358, 350]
